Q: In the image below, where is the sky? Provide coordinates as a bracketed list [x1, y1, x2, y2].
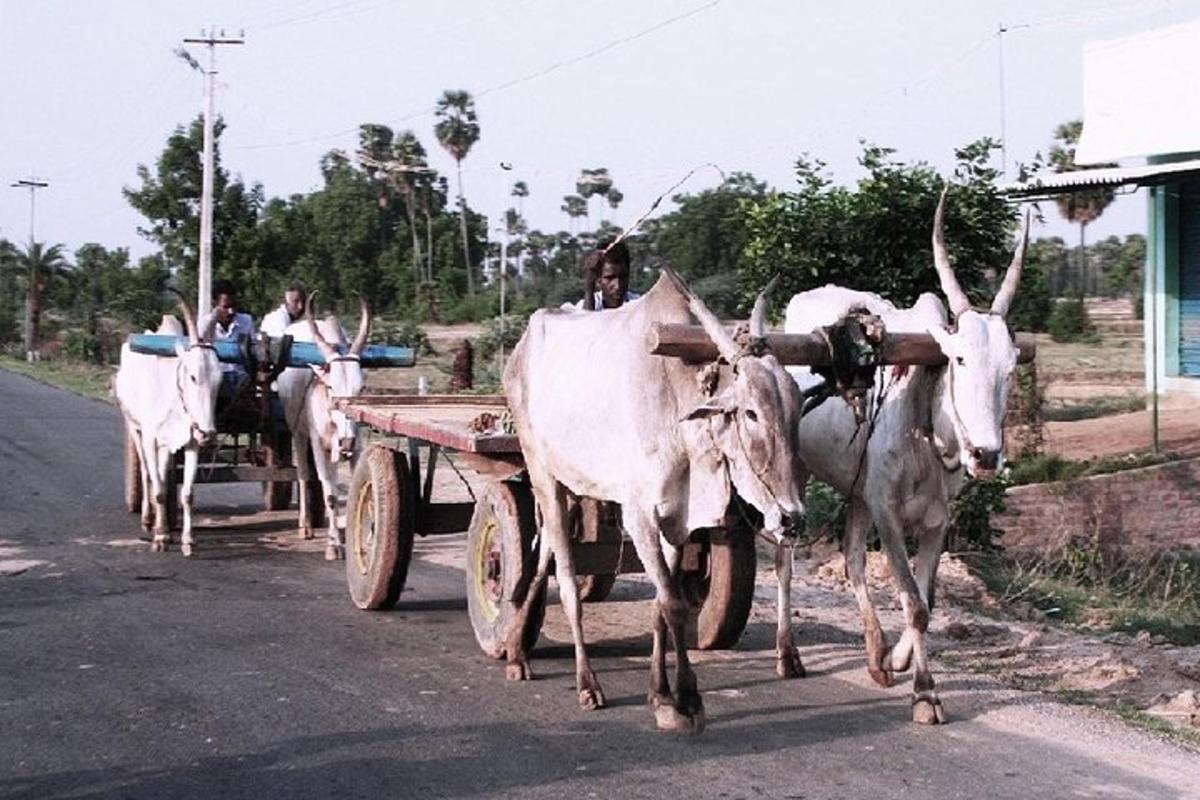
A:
[3, 0, 1198, 267]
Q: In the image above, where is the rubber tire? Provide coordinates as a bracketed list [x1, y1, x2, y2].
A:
[262, 436, 293, 511]
[575, 498, 620, 603]
[124, 430, 142, 514]
[345, 444, 414, 610]
[466, 481, 546, 659]
[683, 519, 758, 650]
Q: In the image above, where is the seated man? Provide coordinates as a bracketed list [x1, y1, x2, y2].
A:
[576, 239, 639, 311]
[199, 279, 257, 405]
[260, 281, 307, 339]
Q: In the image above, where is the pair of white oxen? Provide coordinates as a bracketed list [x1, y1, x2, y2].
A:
[500, 190, 1030, 734]
[114, 297, 371, 561]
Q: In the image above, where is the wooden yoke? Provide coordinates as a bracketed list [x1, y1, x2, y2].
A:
[647, 322, 1036, 366]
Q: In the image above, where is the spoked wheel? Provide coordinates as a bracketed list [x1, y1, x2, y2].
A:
[573, 497, 621, 602]
[123, 429, 142, 514]
[466, 481, 545, 659]
[262, 435, 293, 511]
[682, 514, 758, 650]
[345, 444, 414, 610]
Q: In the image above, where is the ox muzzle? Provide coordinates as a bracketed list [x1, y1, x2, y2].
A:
[192, 423, 217, 447]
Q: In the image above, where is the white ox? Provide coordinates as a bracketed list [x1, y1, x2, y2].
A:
[502, 270, 806, 733]
[783, 189, 1029, 724]
[114, 295, 220, 556]
[276, 297, 371, 560]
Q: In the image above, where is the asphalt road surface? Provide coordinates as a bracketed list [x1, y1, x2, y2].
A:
[2, 367, 1198, 800]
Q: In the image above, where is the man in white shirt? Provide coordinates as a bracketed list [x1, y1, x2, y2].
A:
[198, 279, 257, 401]
[573, 239, 639, 311]
[260, 281, 307, 339]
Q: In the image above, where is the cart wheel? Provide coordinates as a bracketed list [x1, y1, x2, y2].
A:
[262, 436, 293, 511]
[575, 498, 620, 603]
[682, 518, 757, 650]
[124, 430, 142, 514]
[466, 481, 546, 659]
[345, 444, 414, 610]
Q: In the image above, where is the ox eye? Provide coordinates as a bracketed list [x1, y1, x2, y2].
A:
[744, 408, 758, 423]
[190, 375, 197, 383]
[955, 356, 965, 367]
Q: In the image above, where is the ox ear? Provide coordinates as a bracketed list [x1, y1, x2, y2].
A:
[927, 324, 956, 357]
[684, 390, 735, 421]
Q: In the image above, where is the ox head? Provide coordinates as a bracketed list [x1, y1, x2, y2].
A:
[307, 293, 371, 462]
[927, 188, 1029, 478]
[667, 270, 807, 539]
[170, 290, 220, 447]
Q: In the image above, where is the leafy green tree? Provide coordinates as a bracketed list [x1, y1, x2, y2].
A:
[0, 239, 20, 343]
[561, 195, 587, 232]
[123, 116, 263, 289]
[739, 139, 1016, 313]
[434, 90, 481, 295]
[1049, 120, 1116, 298]
[1026, 236, 1071, 296]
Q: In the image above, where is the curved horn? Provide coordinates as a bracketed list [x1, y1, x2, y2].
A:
[663, 266, 740, 363]
[932, 187, 971, 318]
[350, 293, 371, 355]
[305, 291, 337, 360]
[749, 274, 779, 339]
[169, 288, 199, 345]
[991, 208, 1031, 317]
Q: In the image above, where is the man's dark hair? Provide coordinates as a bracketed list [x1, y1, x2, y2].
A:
[285, 280, 307, 298]
[598, 238, 631, 274]
[212, 279, 237, 300]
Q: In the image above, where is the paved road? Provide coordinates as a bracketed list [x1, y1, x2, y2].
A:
[1, 368, 1198, 800]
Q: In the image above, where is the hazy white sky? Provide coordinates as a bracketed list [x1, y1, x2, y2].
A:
[3, 0, 1197, 263]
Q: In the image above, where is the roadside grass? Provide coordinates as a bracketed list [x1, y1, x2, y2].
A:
[1006, 452, 1173, 486]
[0, 354, 114, 403]
[1043, 394, 1146, 422]
[973, 549, 1200, 647]
[1054, 690, 1200, 749]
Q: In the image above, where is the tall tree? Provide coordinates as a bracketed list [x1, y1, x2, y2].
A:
[1048, 119, 1116, 298]
[434, 89, 481, 295]
[561, 194, 588, 233]
[10, 242, 68, 360]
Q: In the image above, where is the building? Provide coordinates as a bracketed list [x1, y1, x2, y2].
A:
[1006, 18, 1200, 395]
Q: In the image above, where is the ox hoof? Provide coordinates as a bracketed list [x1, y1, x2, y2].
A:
[868, 666, 896, 688]
[578, 687, 606, 711]
[654, 703, 706, 735]
[141, 519, 154, 533]
[299, 527, 314, 541]
[150, 539, 167, 553]
[325, 544, 344, 561]
[181, 543, 193, 558]
[506, 660, 534, 682]
[776, 647, 806, 679]
[912, 695, 946, 725]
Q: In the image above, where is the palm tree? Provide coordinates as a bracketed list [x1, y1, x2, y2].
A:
[434, 89, 481, 295]
[11, 242, 68, 361]
[606, 187, 624, 216]
[1049, 120, 1116, 297]
[561, 195, 588, 234]
[576, 168, 613, 224]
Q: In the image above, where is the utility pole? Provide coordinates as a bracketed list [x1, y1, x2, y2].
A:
[997, 22, 1007, 180]
[10, 177, 49, 362]
[181, 28, 243, 319]
[497, 162, 514, 372]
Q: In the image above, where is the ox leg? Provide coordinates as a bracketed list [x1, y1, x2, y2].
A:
[648, 542, 682, 709]
[876, 513, 943, 725]
[503, 527, 553, 682]
[179, 446, 198, 557]
[134, 431, 154, 532]
[774, 540, 805, 678]
[292, 430, 314, 540]
[548, 483, 605, 709]
[845, 499, 892, 687]
[628, 513, 704, 734]
[309, 434, 342, 561]
[149, 442, 172, 551]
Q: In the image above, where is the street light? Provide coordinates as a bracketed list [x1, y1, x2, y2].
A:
[498, 162, 513, 371]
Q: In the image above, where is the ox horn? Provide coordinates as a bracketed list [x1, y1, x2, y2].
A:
[305, 291, 338, 361]
[991, 208, 1031, 318]
[748, 274, 779, 339]
[350, 293, 371, 355]
[932, 187, 971, 318]
[662, 266, 740, 364]
[169, 287, 200, 345]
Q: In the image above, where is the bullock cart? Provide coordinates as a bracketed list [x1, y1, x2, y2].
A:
[337, 394, 760, 658]
[121, 333, 414, 524]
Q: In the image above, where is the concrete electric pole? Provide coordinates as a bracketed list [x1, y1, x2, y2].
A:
[10, 177, 49, 361]
[180, 28, 243, 319]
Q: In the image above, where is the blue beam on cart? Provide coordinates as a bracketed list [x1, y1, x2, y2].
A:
[127, 334, 415, 368]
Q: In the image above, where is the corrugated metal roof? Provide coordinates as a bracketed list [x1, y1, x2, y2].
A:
[1000, 158, 1200, 198]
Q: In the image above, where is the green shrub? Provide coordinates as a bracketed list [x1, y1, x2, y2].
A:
[803, 480, 846, 540]
[476, 314, 527, 363]
[948, 476, 1008, 552]
[63, 330, 102, 363]
[1047, 298, 1096, 343]
[374, 319, 434, 356]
